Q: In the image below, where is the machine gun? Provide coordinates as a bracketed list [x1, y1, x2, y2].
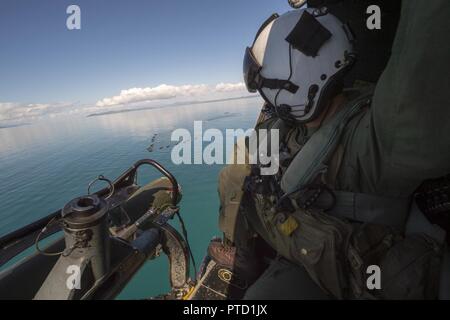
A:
[0, 159, 195, 300]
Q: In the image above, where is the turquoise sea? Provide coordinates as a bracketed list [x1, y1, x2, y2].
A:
[0, 97, 262, 299]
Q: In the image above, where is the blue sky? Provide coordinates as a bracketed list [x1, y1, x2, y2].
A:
[0, 0, 291, 106]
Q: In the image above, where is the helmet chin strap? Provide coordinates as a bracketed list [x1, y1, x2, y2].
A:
[277, 97, 333, 126]
[273, 44, 296, 119]
[275, 104, 304, 124]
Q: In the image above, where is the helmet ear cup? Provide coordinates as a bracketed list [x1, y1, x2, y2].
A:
[311, 67, 347, 121]
[309, 51, 356, 122]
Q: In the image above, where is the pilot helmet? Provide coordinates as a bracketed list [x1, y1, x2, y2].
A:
[243, 8, 356, 123]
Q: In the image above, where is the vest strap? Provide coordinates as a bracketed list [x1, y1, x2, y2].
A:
[281, 90, 373, 194]
[315, 191, 411, 231]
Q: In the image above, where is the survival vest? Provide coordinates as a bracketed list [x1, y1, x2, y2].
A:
[243, 87, 445, 299]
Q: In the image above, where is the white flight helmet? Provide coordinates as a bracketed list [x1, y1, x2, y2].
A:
[243, 7, 356, 123]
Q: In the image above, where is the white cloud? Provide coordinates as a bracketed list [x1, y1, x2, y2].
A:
[215, 82, 246, 92]
[95, 82, 247, 107]
[0, 82, 251, 126]
[0, 102, 74, 124]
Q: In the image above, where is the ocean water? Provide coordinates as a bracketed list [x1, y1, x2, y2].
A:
[0, 97, 262, 299]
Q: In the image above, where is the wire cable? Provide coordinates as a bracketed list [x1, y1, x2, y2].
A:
[35, 217, 64, 256]
[175, 211, 197, 277]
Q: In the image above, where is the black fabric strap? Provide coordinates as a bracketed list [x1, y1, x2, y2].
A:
[315, 191, 411, 231]
[286, 10, 332, 57]
[260, 77, 299, 93]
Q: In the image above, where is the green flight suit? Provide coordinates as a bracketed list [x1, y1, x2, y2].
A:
[218, 0, 450, 299]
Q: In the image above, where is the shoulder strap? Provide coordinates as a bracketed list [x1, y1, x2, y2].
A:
[280, 89, 417, 230]
[281, 90, 373, 194]
[317, 191, 411, 231]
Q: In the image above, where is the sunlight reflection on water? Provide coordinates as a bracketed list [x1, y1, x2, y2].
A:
[0, 97, 262, 299]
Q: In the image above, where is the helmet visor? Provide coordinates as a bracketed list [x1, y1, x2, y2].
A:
[243, 47, 262, 93]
